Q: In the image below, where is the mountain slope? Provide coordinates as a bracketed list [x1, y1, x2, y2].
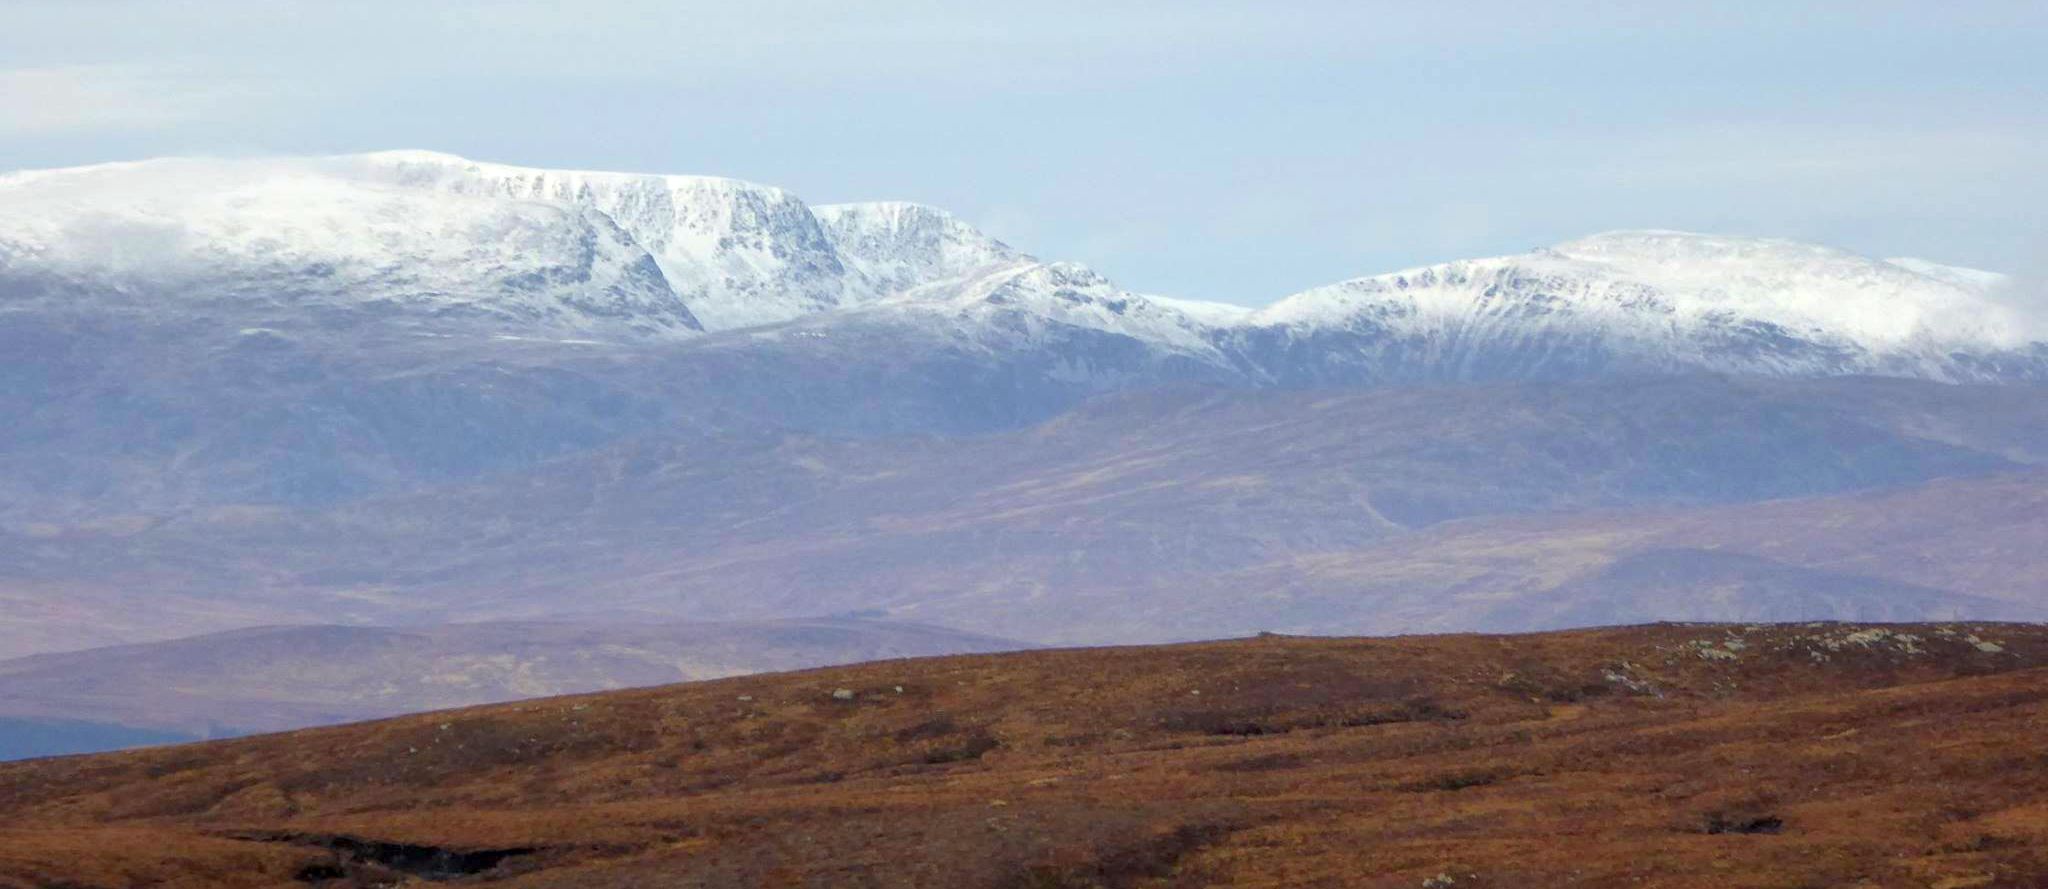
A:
[5, 376, 2043, 657]
[812, 200, 1026, 296]
[1220, 469, 2048, 636]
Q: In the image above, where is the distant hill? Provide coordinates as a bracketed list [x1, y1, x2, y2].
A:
[0, 718, 197, 762]
[6, 377, 2043, 657]
[0, 617, 1028, 753]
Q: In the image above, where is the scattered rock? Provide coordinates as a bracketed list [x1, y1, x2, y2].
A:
[1602, 662, 1662, 696]
[1832, 628, 1924, 654]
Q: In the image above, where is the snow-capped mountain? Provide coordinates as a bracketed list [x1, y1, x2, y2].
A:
[0, 152, 1242, 351]
[1238, 230, 2045, 384]
[6, 151, 2039, 387]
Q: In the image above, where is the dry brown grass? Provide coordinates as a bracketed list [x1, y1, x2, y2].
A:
[4, 622, 2048, 887]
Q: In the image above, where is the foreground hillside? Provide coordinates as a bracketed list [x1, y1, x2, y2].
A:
[5, 622, 2048, 888]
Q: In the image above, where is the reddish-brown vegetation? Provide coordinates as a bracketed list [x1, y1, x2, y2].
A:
[4, 622, 2048, 887]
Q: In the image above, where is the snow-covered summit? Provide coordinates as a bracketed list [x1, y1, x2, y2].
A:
[1549, 230, 2026, 347]
[1248, 230, 2038, 382]
[0, 156, 700, 337]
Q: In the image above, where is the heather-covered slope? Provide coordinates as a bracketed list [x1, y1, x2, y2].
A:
[4, 623, 2048, 888]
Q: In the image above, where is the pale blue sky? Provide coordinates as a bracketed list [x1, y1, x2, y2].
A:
[3, 1, 2044, 304]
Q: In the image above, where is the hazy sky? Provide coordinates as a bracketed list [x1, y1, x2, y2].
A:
[4, 1, 2044, 305]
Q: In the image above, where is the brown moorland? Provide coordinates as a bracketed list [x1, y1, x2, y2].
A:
[3, 622, 2048, 888]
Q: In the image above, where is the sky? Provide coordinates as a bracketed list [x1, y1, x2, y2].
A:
[2, 1, 2044, 306]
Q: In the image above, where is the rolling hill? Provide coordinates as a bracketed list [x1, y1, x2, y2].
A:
[4, 622, 2048, 887]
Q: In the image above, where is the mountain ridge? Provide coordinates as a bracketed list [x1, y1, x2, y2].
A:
[5, 151, 2040, 387]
